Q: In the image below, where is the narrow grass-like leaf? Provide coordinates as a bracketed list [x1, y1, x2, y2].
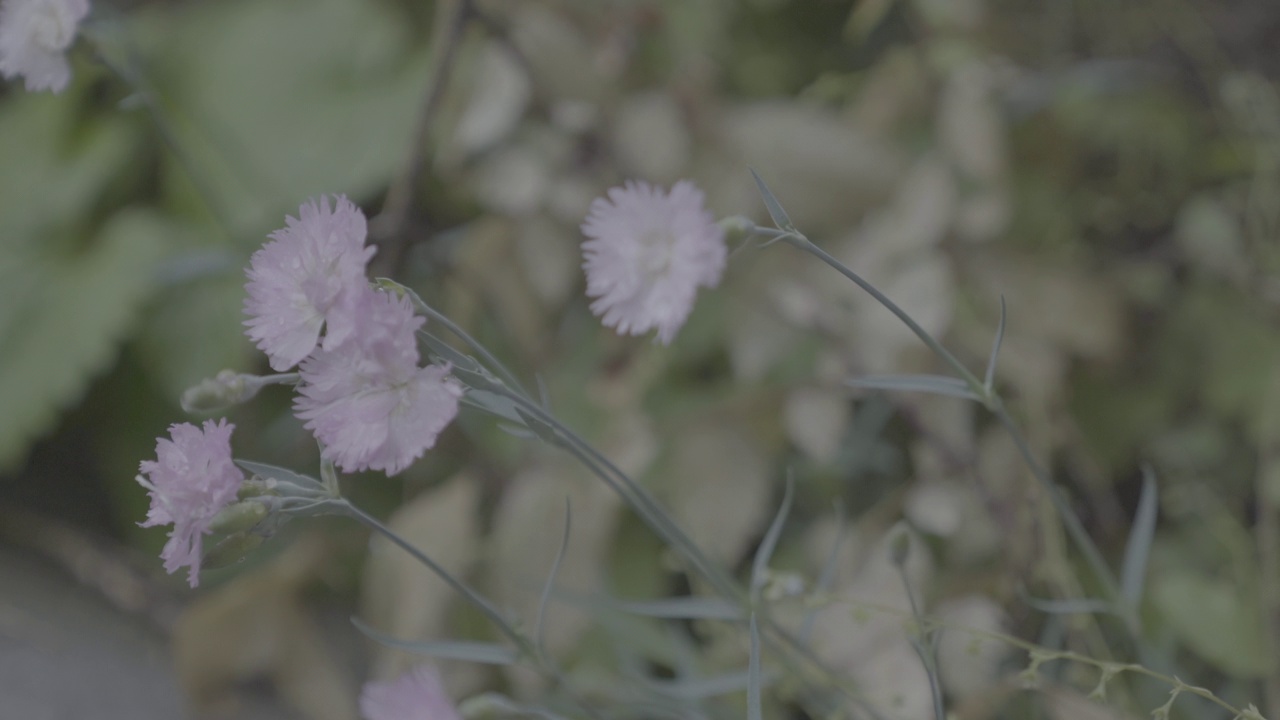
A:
[613, 597, 743, 621]
[460, 693, 572, 720]
[751, 471, 795, 597]
[496, 423, 539, 440]
[644, 671, 757, 700]
[1121, 465, 1159, 609]
[515, 406, 562, 446]
[535, 498, 572, 657]
[983, 294, 1007, 392]
[749, 168, 795, 232]
[801, 502, 846, 642]
[233, 460, 324, 492]
[748, 613, 762, 720]
[416, 329, 481, 373]
[462, 389, 525, 424]
[846, 374, 981, 401]
[1022, 593, 1116, 616]
[350, 617, 517, 664]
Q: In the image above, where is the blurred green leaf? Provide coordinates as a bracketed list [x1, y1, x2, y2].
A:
[350, 617, 518, 665]
[1151, 568, 1268, 677]
[141, 0, 434, 236]
[0, 210, 166, 470]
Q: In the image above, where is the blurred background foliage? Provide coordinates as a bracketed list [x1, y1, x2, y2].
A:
[3, 0, 1280, 718]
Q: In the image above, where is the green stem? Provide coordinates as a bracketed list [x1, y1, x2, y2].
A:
[780, 228, 1122, 600]
[784, 233, 987, 400]
[386, 278, 530, 397]
[337, 498, 528, 651]
[498, 389, 743, 603]
[993, 401, 1120, 601]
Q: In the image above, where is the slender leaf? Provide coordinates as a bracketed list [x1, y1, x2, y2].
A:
[751, 472, 795, 597]
[536, 498, 572, 656]
[1022, 592, 1116, 617]
[462, 389, 526, 424]
[983, 294, 1007, 392]
[234, 460, 325, 492]
[460, 693, 571, 720]
[1121, 465, 1159, 608]
[749, 168, 795, 232]
[515, 406, 562, 446]
[801, 502, 845, 642]
[416, 329, 482, 373]
[846, 374, 981, 401]
[748, 613, 762, 720]
[350, 617, 518, 665]
[644, 671, 757, 700]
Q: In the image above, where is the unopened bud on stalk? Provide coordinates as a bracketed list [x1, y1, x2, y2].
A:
[717, 214, 757, 244]
[888, 524, 912, 568]
[208, 500, 269, 535]
[180, 370, 262, 413]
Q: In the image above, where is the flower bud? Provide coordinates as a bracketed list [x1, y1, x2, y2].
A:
[888, 524, 912, 568]
[208, 500, 269, 535]
[201, 532, 266, 570]
[180, 370, 262, 413]
[717, 214, 757, 244]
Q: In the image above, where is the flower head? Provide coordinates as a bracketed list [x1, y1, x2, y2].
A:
[244, 195, 376, 371]
[0, 0, 89, 93]
[295, 288, 463, 476]
[359, 665, 461, 720]
[581, 180, 727, 344]
[137, 419, 244, 588]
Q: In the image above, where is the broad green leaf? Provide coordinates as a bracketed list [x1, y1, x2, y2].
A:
[1151, 569, 1268, 677]
[0, 93, 140, 241]
[137, 0, 434, 237]
[136, 269, 254, 403]
[0, 210, 166, 471]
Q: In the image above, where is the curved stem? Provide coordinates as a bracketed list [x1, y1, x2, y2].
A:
[388, 278, 530, 396]
[499, 388, 743, 602]
[337, 498, 527, 650]
[993, 402, 1121, 602]
[779, 228, 1121, 601]
[783, 233, 987, 400]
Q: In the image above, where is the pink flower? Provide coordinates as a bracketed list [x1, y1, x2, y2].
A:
[0, 0, 89, 93]
[137, 419, 244, 588]
[295, 289, 463, 476]
[244, 195, 376, 371]
[581, 180, 727, 344]
[359, 665, 461, 720]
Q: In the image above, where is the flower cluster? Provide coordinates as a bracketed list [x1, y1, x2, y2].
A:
[359, 665, 461, 720]
[0, 0, 89, 93]
[581, 180, 726, 345]
[137, 419, 244, 588]
[244, 196, 462, 475]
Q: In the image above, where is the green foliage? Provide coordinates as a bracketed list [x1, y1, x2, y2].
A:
[0, 209, 167, 470]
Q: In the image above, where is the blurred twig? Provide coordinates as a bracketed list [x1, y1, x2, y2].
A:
[370, 0, 473, 275]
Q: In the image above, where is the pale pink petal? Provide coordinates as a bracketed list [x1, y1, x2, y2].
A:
[359, 665, 461, 720]
[295, 290, 462, 476]
[244, 195, 376, 371]
[137, 419, 244, 588]
[581, 180, 726, 344]
[0, 0, 88, 93]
